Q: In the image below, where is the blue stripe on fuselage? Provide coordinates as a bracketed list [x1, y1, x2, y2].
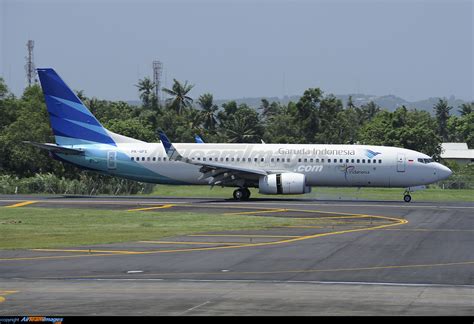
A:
[54, 147, 188, 184]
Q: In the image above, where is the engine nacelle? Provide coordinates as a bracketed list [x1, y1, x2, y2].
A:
[259, 173, 311, 195]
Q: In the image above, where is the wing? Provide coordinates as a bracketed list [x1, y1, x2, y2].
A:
[23, 141, 85, 155]
[158, 131, 267, 187]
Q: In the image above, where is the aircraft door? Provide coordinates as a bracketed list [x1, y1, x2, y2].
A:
[107, 151, 117, 170]
[397, 153, 405, 172]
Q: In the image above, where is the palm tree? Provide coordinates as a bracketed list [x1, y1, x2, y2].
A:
[458, 102, 473, 116]
[224, 117, 258, 143]
[434, 99, 452, 141]
[223, 108, 262, 143]
[360, 101, 380, 121]
[197, 93, 218, 130]
[162, 79, 194, 115]
[186, 108, 204, 134]
[135, 77, 157, 109]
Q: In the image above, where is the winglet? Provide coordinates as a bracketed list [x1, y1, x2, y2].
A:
[194, 135, 205, 144]
[158, 130, 184, 161]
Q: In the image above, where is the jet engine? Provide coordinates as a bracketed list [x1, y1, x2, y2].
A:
[259, 173, 311, 195]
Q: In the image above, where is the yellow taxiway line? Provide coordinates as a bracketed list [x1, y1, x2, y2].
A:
[5, 201, 38, 208]
[0, 290, 19, 303]
[188, 234, 301, 238]
[31, 248, 139, 254]
[223, 208, 288, 216]
[139, 241, 247, 246]
[127, 204, 175, 212]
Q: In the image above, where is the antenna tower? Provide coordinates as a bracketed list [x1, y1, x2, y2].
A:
[25, 40, 36, 87]
[152, 60, 163, 104]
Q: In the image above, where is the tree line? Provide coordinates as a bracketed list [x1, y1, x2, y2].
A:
[0, 76, 472, 193]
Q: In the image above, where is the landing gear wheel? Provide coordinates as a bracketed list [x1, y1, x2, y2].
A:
[233, 189, 244, 201]
[233, 188, 251, 201]
[403, 194, 412, 203]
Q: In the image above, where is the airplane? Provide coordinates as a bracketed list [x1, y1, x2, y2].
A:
[28, 68, 452, 202]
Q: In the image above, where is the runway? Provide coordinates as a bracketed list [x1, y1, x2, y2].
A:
[0, 195, 473, 315]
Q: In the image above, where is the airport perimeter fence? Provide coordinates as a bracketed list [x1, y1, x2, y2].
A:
[435, 174, 474, 190]
[0, 173, 155, 195]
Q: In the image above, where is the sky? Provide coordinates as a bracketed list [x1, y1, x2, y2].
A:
[0, 0, 473, 102]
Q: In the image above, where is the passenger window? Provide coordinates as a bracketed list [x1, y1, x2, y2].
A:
[351, 159, 354, 163]
[378, 159, 382, 164]
[163, 157, 167, 161]
[340, 159, 343, 163]
[346, 159, 349, 163]
[142, 157, 145, 161]
[321, 159, 324, 163]
[147, 157, 150, 161]
[226, 158, 229, 162]
[298, 158, 302, 163]
[152, 157, 156, 161]
[362, 159, 365, 163]
[310, 158, 313, 163]
[367, 159, 371, 164]
[131, 157, 134, 161]
[261, 158, 264, 162]
[158, 157, 161, 161]
[357, 159, 360, 163]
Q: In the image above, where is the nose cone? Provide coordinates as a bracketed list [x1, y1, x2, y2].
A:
[437, 164, 453, 181]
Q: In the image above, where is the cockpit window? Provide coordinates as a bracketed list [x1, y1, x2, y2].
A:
[418, 158, 434, 164]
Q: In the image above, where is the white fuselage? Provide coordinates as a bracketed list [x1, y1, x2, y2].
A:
[60, 142, 452, 189]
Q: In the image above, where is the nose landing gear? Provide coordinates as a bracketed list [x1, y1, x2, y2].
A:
[403, 189, 412, 203]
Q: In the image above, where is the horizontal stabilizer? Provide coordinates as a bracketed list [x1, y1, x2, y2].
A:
[23, 141, 85, 155]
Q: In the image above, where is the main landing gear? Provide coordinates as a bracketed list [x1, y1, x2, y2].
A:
[233, 188, 251, 201]
[403, 189, 412, 203]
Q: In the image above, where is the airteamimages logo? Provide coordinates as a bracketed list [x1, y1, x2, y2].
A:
[0, 317, 63, 324]
[365, 149, 381, 159]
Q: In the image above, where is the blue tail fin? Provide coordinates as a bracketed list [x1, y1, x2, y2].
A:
[37, 68, 116, 146]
